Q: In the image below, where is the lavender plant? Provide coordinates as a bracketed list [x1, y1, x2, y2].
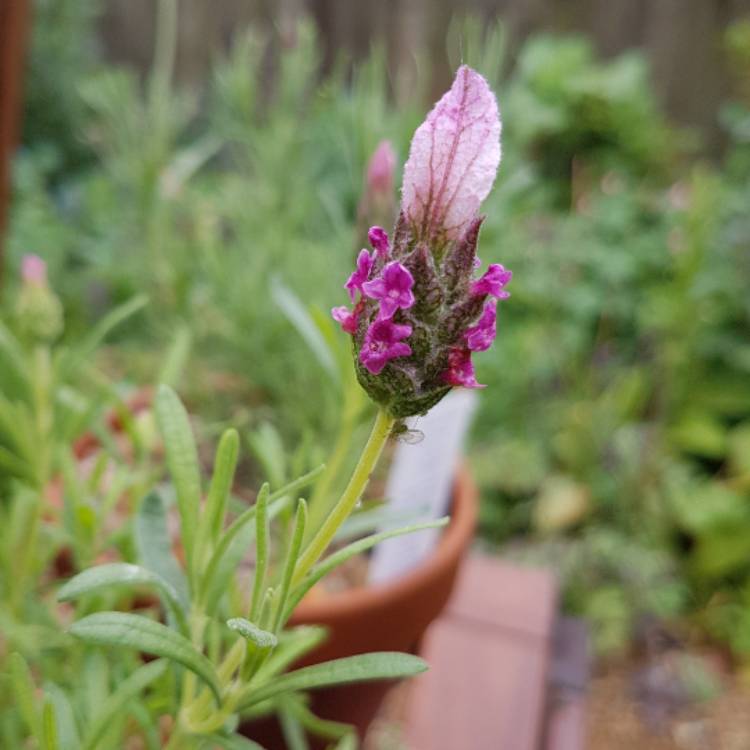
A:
[47, 65, 509, 749]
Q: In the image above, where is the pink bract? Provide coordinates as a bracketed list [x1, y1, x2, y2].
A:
[401, 65, 501, 243]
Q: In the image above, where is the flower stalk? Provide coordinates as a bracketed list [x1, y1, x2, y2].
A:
[294, 408, 396, 584]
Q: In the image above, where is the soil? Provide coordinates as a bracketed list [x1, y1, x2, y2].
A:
[359, 654, 750, 750]
[587, 659, 750, 750]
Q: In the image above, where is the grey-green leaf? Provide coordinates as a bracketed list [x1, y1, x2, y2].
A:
[69, 612, 221, 703]
[43, 683, 80, 750]
[9, 652, 41, 742]
[204, 428, 240, 544]
[42, 701, 59, 750]
[271, 279, 338, 382]
[154, 385, 201, 575]
[81, 659, 167, 750]
[272, 498, 307, 632]
[227, 618, 278, 649]
[135, 491, 189, 607]
[278, 697, 309, 750]
[283, 518, 449, 621]
[57, 563, 187, 635]
[239, 653, 428, 709]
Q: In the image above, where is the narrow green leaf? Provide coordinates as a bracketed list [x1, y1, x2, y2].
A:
[247, 423, 287, 489]
[271, 279, 338, 382]
[200, 469, 319, 608]
[59, 295, 148, 379]
[249, 488, 269, 622]
[135, 492, 189, 607]
[227, 619, 278, 649]
[81, 652, 109, 724]
[335, 504, 430, 542]
[42, 701, 59, 750]
[128, 700, 162, 750]
[203, 514, 257, 613]
[255, 627, 328, 684]
[9, 652, 41, 743]
[158, 325, 192, 388]
[57, 563, 187, 635]
[268, 465, 326, 504]
[70, 613, 220, 703]
[283, 518, 449, 621]
[273, 499, 307, 632]
[285, 696, 352, 741]
[0, 321, 28, 393]
[43, 684, 80, 750]
[278, 697, 310, 750]
[204, 429, 240, 545]
[239, 653, 428, 709]
[81, 659, 167, 750]
[0, 444, 36, 483]
[200, 484, 268, 605]
[154, 385, 201, 577]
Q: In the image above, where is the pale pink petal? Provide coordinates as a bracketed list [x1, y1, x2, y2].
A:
[401, 66, 501, 242]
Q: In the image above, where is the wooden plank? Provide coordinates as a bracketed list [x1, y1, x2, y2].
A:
[544, 617, 589, 750]
[446, 553, 558, 638]
[407, 555, 558, 750]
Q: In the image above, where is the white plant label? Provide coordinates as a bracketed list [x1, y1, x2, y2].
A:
[368, 389, 478, 584]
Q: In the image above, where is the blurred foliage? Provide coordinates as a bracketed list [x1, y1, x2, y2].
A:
[7, 7, 750, 661]
[21, 0, 103, 178]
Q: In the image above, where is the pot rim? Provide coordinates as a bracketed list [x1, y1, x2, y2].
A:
[291, 462, 477, 622]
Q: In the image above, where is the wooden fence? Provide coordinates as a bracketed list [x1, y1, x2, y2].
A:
[98, 0, 750, 148]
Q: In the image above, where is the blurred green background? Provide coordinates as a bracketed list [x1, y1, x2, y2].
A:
[5, 0, 750, 659]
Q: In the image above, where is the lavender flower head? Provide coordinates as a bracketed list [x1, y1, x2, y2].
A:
[332, 66, 511, 418]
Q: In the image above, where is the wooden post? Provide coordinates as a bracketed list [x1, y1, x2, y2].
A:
[0, 0, 31, 284]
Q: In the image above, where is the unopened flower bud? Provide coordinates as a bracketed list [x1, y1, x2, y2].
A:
[357, 141, 397, 243]
[367, 140, 396, 196]
[15, 254, 63, 342]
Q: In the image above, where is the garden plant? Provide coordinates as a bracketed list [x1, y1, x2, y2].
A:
[2, 63, 511, 748]
[4, 2, 750, 745]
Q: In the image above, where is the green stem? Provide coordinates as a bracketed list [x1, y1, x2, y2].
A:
[303, 399, 358, 545]
[293, 409, 394, 585]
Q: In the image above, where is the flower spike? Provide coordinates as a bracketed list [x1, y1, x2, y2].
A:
[332, 66, 510, 417]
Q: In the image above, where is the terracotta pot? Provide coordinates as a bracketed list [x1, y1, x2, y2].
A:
[243, 463, 478, 747]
